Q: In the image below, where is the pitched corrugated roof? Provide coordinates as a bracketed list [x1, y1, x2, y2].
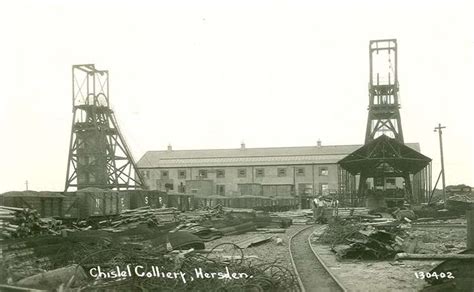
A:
[137, 143, 421, 168]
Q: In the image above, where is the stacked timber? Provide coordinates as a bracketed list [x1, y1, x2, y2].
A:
[176, 205, 225, 223]
[105, 206, 179, 230]
[335, 207, 370, 218]
[1, 206, 62, 238]
[269, 210, 313, 225]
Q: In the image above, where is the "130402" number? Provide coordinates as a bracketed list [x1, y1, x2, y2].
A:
[414, 272, 454, 280]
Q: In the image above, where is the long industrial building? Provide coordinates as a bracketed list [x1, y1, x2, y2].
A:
[136, 141, 429, 207]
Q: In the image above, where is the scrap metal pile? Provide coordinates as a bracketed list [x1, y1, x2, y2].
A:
[316, 204, 470, 261]
[316, 206, 416, 260]
[3, 243, 299, 291]
[317, 218, 404, 260]
[1, 204, 299, 291]
[331, 224, 405, 260]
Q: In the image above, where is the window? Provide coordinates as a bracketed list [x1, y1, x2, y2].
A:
[319, 167, 329, 176]
[216, 169, 225, 178]
[178, 170, 186, 179]
[199, 169, 208, 178]
[141, 170, 150, 179]
[256, 168, 265, 177]
[216, 185, 225, 196]
[386, 178, 396, 184]
[165, 183, 174, 191]
[375, 177, 384, 186]
[161, 170, 169, 179]
[277, 168, 287, 177]
[320, 183, 329, 195]
[238, 169, 247, 178]
[296, 168, 305, 176]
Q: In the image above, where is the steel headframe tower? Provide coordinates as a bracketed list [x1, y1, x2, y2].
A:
[365, 39, 404, 143]
[65, 64, 146, 191]
[360, 39, 411, 198]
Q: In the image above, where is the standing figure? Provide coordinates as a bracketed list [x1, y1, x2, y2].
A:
[312, 195, 325, 223]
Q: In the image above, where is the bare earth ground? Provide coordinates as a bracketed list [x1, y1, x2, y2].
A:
[183, 220, 468, 292]
[310, 221, 468, 292]
[206, 224, 310, 271]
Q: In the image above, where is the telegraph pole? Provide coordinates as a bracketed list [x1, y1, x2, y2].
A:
[434, 123, 446, 207]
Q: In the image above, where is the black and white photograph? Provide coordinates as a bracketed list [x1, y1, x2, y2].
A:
[0, 0, 473, 291]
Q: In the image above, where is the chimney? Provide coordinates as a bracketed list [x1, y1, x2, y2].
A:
[167, 144, 172, 151]
[240, 141, 246, 150]
[317, 139, 322, 147]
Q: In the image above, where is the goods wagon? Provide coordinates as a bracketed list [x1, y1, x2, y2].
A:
[0, 191, 64, 217]
[238, 183, 263, 196]
[62, 187, 130, 218]
[167, 193, 193, 211]
[269, 197, 299, 211]
[128, 190, 168, 209]
[222, 195, 298, 211]
[227, 196, 269, 209]
[193, 196, 231, 209]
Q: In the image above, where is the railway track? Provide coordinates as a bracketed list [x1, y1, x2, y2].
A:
[289, 225, 347, 292]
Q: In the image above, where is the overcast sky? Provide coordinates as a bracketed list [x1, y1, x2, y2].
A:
[0, 0, 472, 193]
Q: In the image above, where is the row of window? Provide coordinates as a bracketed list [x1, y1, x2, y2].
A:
[141, 167, 329, 179]
[157, 181, 330, 195]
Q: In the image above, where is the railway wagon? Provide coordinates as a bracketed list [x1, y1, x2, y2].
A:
[254, 196, 273, 210]
[228, 196, 271, 209]
[0, 191, 65, 217]
[193, 196, 231, 209]
[260, 196, 273, 210]
[62, 187, 130, 218]
[166, 193, 193, 211]
[270, 197, 299, 211]
[128, 190, 168, 209]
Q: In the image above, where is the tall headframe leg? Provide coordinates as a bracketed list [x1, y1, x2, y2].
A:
[366, 39, 404, 144]
[65, 64, 146, 191]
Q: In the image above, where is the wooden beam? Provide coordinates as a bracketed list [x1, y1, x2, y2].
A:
[395, 253, 474, 260]
[467, 209, 474, 250]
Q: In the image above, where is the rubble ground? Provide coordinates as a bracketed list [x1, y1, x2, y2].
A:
[207, 224, 310, 270]
[310, 220, 468, 292]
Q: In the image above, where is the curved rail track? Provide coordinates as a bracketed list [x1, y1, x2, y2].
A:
[289, 225, 347, 292]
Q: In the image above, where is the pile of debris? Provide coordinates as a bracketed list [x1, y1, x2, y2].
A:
[171, 223, 223, 241]
[414, 203, 464, 219]
[336, 207, 371, 219]
[332, 226, 404, 260]
[171, 207, 295, 242]
[176, 204, 226, 223]
[317, 204, 470, 261]
[107, 206, 178, 229]
[317, 219, 364, 245]
[1, 230, 298, 291]
[317, 218, 406, 260]
[446, 194, 474, 212]
[267, 209, 312, 225]
[50, 207, 181, 233]
[0, 206, 62, 238]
